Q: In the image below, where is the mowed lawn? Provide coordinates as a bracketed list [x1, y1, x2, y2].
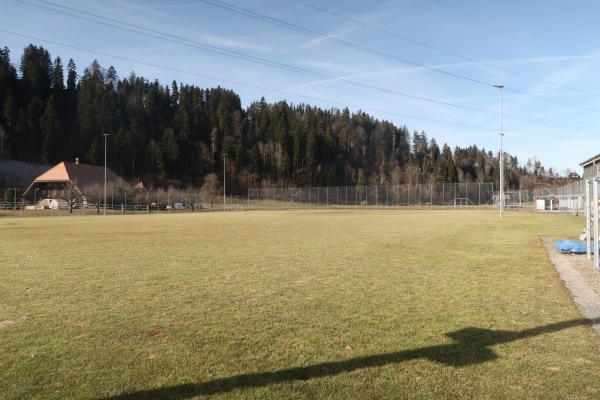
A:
[1, 210, 599, 399]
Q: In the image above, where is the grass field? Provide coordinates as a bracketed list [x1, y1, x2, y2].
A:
[1, 210, 599, 399]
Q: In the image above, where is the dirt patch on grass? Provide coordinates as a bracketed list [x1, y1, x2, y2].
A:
[0, 320, 15, 329]
[148, 329, 167, 339]
[543, 236, 600, 339]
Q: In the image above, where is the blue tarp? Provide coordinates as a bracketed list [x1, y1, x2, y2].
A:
[553, 239, 596, 254]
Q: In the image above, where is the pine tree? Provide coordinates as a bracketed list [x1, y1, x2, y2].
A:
[66, 59, 77, 91]
[52, 56, 65, 91]
[0, 47, 18, 99]
[41, 95, 61, 163]
[437, 144, 457, 183]
[20, 45, 53, 99]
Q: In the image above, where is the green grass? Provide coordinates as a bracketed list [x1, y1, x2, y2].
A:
[1, 210, 599, 399]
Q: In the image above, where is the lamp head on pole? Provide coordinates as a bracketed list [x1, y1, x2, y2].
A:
[494, 84, 504, 89]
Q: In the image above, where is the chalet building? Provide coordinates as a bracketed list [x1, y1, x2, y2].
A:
[580, 153, 600, 181]
[23, 158, 119, 202]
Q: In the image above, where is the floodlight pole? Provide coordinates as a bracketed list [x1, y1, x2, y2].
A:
[494, 85, 504, 218]
[223, 153, 226, 212]
[103, 133, 109, 216]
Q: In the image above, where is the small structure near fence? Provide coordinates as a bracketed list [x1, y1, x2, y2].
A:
[493, 194, 512, 209]
[532, 180, 586, 215]
[535, 196, 560, 212]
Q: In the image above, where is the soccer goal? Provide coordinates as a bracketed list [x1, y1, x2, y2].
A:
[451, 197, 474, 209]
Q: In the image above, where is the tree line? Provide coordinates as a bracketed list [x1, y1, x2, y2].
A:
[0, 44, 568, 194]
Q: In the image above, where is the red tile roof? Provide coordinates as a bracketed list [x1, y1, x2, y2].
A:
[35, 162, 119, 187]
[35, 162, 71, 182]
[24, 161, 120, 195]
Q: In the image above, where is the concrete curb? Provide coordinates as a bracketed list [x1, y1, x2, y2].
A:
[543, 236, 600, 339]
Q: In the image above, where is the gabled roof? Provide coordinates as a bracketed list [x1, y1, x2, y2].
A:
[580, 153, 600, 167]
[24, 161, 120, 196]
[0, 158, 52, 191]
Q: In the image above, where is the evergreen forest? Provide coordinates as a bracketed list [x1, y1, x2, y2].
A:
[0, 44, 571, 194]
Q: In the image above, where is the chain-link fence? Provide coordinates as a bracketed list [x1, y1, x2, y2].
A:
[526, 180, 587, 215]
[4, 180, 591, 216]
[247, 183, 496, 210]
[1, 188, 242, 216]
[246, 181, 590, 215]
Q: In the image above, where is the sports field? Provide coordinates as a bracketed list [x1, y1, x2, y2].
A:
[1, 210, 599, 399]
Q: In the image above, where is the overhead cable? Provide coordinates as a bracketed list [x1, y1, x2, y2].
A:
[14, 1, 599, 129]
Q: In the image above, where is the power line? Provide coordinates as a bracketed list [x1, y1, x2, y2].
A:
[194, 0, 600, 112]
[291, 0, 600, 98]
[196, 0, 490, 85]
[13, 1, 501, 116]
[14, 0, 600, 130]
[14, 1, 326, 78]
[0, 29, 475, 130]
[3, 29, 598, 140]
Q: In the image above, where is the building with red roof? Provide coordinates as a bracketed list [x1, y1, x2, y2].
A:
[23, 158, 119, 201]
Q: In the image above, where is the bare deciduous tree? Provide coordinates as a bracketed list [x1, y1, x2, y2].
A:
[200, 173, 221, 208]
[56, 181, 82, 213]
[107, 178, 132, 212]
[81, 182, 103, 214]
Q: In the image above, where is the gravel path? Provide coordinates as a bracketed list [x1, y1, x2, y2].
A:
[543, 236, 600, 339]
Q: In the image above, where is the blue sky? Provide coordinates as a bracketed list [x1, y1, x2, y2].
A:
[3, 0, 600, 175]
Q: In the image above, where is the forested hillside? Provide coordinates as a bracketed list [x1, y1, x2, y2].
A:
[0, 44, 569, 194]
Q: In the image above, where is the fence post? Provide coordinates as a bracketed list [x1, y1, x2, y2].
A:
[345, 186, 347, 208]
[594, 179, 599, 269]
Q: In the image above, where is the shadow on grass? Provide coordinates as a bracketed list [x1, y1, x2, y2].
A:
[99, 318, 596, 400]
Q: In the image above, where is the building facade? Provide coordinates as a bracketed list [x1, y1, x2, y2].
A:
[580, 153, 600, 181]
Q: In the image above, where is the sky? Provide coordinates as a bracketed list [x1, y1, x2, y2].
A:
[2, 0, 600, 175]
